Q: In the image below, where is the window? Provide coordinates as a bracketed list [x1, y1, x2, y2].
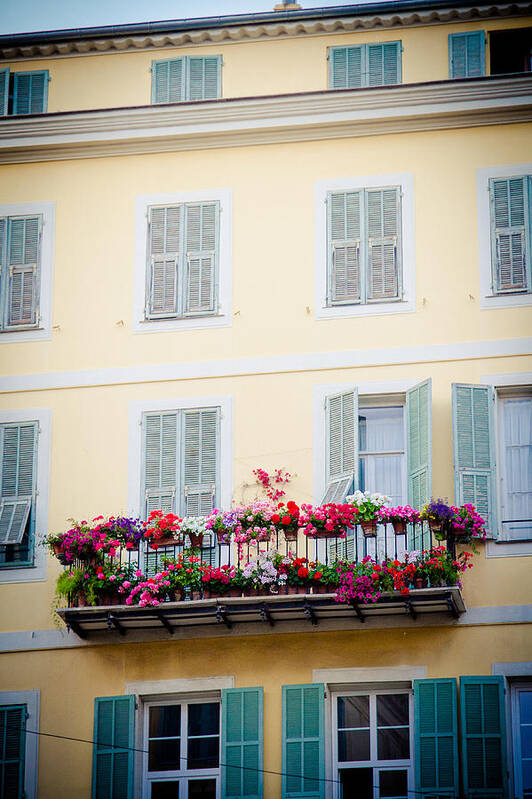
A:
[489, 175, 531, 296]
[0, 691, 39, 799]
[151, 57, 222, 104]
[359, 404, 406, 507]
[511, 682, 532, 799]
[449, 31, 485, 78]
[0, 420, 38, 569]
[0, 69, 48, 116]
[498, 389, 532, 540]
[328, 42, 401, 89]
[490, 27, 532, 76]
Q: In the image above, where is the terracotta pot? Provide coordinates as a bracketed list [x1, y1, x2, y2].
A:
[392, 519, 407, 535]
[283, 529, 298, 542]
[216, 530, 229, 544]
[414, 576, 428, 589]
[53, 542, 63, 557]
[286, 584, 304, 594]
[153, 535, 184, 548]
[190, 590, 203, 601]
[187, 532, 204, 548]
[75, 591, 88, 608]
[312, 530, 335, 539]
[227, 587, 242, 598]
[172, 589, 185, 602]
[312, 583, 336, 594]
[360, 520, 378, 537]
[428, 519, 444, 536]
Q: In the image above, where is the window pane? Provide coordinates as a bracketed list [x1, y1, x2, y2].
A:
[150, 706, 181, 738]
[338, 730, 370, 762]
[187, 736, 219, 770]
[339, 767, 372, 799]
[188, 703, 219, 737]
[503, 398, 532, 529]
[524, 760, 532, 793]
[151, 782, 179, 799]
[377, 727, 410, 760]
[358, 407, 404, 453]
[520, 690, 532, 723]
[188, 779, 217, 799]
[338, 696, 370, 729]
[521, 725, 532, 754]
[379, 769, 408, 797]
[377, 695, 409, 727]
[149, 739, 181, 772]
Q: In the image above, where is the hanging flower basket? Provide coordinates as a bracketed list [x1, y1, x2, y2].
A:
[414, 576, 428, 589]
[392, 519, 407, 535]
[152, 535, 184, 548]
[360, 520, 378, 537]
[283, 529, 298, 542]
[215, 530, 230, 544]
[187, 532, 204, 548]
[428, 519, 445, 537]
[311, 529, 337, 539]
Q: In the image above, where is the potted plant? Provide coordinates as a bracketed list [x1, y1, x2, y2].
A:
[285, 557, 311, 594]
[180, 516, 209, 549]
[145, 510, 183, 548]
[420, 499, 455, 540]
[380, 505, 420, 535]
[346, 491, 389, 536]
[450, 503, 487, 550]
[299, 502, 358, 539]
[271, 501, 300, 542]
[205, 509, 241, 544]
[309, 562, 339, 594]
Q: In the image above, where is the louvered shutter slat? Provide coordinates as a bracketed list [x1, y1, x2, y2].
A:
[0, 705, 26, 799]
[329, 192, 361, 304]
[7, 217, 40, 328]
[367, 188, 400, 300]
[185, 203, 217, 315]
[143, 413, 177, 517]
[460, 677, 507, 799]
[329, 46, 363, 89]
[491, 177, 528, 292]
[203, 56, 221, 99]
[182, 409, 218, 516]
[414, 679, 459, 795]
[152, 61, 169, 103]
[13, 71, 47, 114]
[92, 696, 134, 799]
[0, 498, 32, 544]
[222, 688, 263, 799]
[449, 32, 485, 78]
[323, 391, 358, 503]
[168, 59, 184, 102]
[0, 69, 9, 115]
[282, 684, 325, 799]
[148, 206, 180, 318]
[407, 380, 432, 509]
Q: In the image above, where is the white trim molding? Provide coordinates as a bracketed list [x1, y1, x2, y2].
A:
[477, 163, 532, 311]
[314, 173, 415, 320]
[493, 661, 532, 677]
[133, 190, 232, 334]
[127, 394, 233, 518]
[0, 202, 55, 343]
[0, 76, 531, 164]
[125, 676, 234, 697]
[313, 666, 427, 685]
[0, 690, 39, 799]
[0, 408, 51, 584]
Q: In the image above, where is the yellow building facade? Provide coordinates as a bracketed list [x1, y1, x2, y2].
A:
[0, 2, 531, 798]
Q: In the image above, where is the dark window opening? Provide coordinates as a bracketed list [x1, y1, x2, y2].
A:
[490, 28, 532, 75]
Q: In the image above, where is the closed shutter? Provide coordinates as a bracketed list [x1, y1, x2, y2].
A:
[452, 383, 497, 536]
[151, 58, 185, 104]
[449, 31, 485, 78]
[414, 679, 459, 796]
[329, 46, 363, 89]
[328, 191, 362, 305]
[0, 704, 26, 799]
[221, 687, 263, 799]
[367, 41, 401, 86]
[407, 379, 432, 509]
[182, 408, 219, 516]
[184, 202, 218, 315]
[189, 56, 222, 100]
[6, 216, 41, 329]
[460, 676, 507, 799]
[13, 71, 48, 114]
[490, 176, 529, 293]
[147, 206, 181, 319]
[143, 412, 178, 517]
[282, 684, 325, 799]
[92, 695, 135, 799]
[0, 422, 37, 545]
[366, 187, 401, 300]
[0, 68, 9, 116]
[323, 390, 358, 503]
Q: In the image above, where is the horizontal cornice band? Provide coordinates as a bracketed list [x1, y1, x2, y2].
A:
[1, 337, 531, 394]
[0, 75, 531, 163]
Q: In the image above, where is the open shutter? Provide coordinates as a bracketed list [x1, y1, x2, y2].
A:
[366, 187, 401, 300]
[151, 58, 185, 103]
[449, 31, 485, 78]
[147, 206, 181, 319]
[222, 687, 263, 799]
[0, 704, 26, 799]
[407, 379, 432, 509]
[184, 202, 218, 315]
[0, 69, 9, 116]
[323, 389, 358, 503]
[0, 421, 37, 546]
[414, 679, 459, 796]
[92, 695, 135, 799]
[329, 46, 363, 89]
[367, 41, 401, 86]
[452, 383, 497, 536]
[7, 216, 40, 329]
[182, 408, 219, 516]
[0, 499, 32, 545]
[13, 71, 48, 114]
[282, 684, 324, 799]
[143, 412, 177, 517]
[460, 676, 507, 799]
[490, 176, 529, 293]
[328, 191, 362, 305]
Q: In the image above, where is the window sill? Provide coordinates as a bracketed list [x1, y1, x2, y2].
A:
[0, 326, 50, 343]
[480, 292, 532, 310]
[133, 313, 231, 334]
[485, 538, 532, 558]
[316, 298, 414, 320]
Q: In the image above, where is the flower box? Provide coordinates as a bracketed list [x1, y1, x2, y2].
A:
[187, 532, 204, 548]
[360, 520, 377, 537]
[391, 520, 407, 535]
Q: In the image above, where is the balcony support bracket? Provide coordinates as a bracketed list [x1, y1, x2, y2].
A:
[107, 612, 126, 635]
[260, 603, 275, 627]
[304, 602, 318, 626]
[351, 601, 365, 623]
[405, 600, 417, 620]
[216, 605, 232, 629]
[156, 611, 174, 634]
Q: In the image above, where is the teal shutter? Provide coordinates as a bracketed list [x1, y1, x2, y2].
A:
[6, 216, 41, 329]
[414, 679, 459, 796]
[460, 676, 508, 799]
[151, 58, 185, 103]
[407, 379, 432, 509]
[329, 46, 363, 89]
[366, 187, 401, 300]
[184, 202, 218, 315]
[92, 695, 135, 799]
[282, 684, 325, 799]
[182, 408, 219, 515]
[189, 56, 222, 100]
[0, 704, 26, 799]
[143, 412, 178, 517]
[367, 41, 401, 86]
[329, 43, 400, 88]
[0, 422, 37, 545]
[449, 31, 485, 78]
[489, 176, 530, 293]
[13, 70, 48, 114]
[323, 389, 358, 503]
[452, 384, 497, 536]
[221, 687, 263, 799]
[147, 205, 181, 319]
[0, 68, 9, 116]
[327, 191, 362, 305]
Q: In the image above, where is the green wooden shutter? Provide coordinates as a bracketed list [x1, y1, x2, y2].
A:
[13, 71, 48, 114]
[407, 379, 432, 509]
[0, 69, 9, 116]
[414, 679, 459, 796]
[366, 187, 401, 301]
[221, 687, 263, 799]
[182, 408, 219, 516]
[0, 422, 37, 545]
[0, 704, 26, 799]
[147, 206, 181, 319]
[143, 412, 178, 517]
[460, 676, 508, 799]
[6, 216, 41, 329]
[329, 46, 363, 89]
[151, 58, 185, 103]
[188, 56, 222, 100]
[490, 176, 530, 293]
[327, 191, 362, 305]
[184, 202, 218, 315]
[323, 389, 358, 503]
[452, 383, 497, 536]
[367, 41, 401, 86]
[449, 31, 485, 78]
[92, 695, 135, 799]
[282, 684, 325, 799]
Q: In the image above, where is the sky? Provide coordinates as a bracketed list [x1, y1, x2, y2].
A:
[0, 0, 376, 36]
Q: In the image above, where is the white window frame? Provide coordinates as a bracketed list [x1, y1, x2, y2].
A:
[0, 202, 55, 343]
[0, 408, 50, 584]
[314, 174, 415, 320]
[358, 400, 407, 506]
[133, 191, 232, 334]
[0, 690, 39, 799]
[497, 387, 532, 542]
[511, 680, 532, 799]
[477, 163, 532, 310]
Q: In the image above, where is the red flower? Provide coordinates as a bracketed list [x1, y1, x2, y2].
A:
[297, 567, 309, 579]
[271, 514, 280, 524]
[313, 572, 323, 580]
[281, 515, 292, 526]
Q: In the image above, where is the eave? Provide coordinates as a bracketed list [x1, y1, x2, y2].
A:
[0, 75, 531, 165]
